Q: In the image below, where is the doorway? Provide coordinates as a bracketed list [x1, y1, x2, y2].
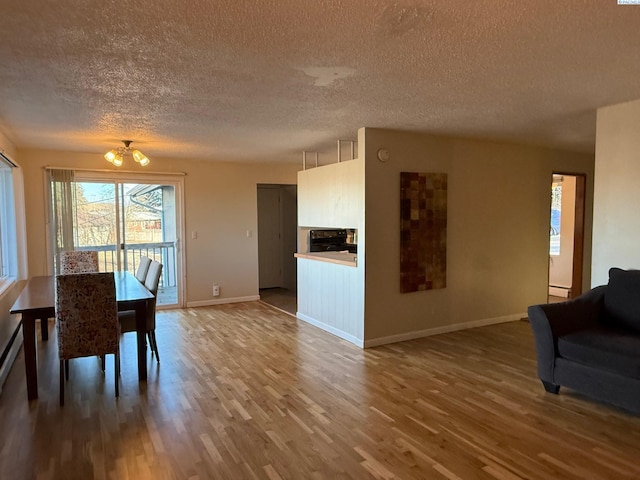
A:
[548, 173, 586, 302]
[48, 172, 185, 308]
[257, 184, 297, 315]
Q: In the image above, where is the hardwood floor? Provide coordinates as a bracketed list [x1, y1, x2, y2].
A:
[259, 288, 297, 316]
[1, 303, 639, 479]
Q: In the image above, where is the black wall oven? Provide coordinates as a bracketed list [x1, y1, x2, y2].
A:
[309, 229, 357, 253]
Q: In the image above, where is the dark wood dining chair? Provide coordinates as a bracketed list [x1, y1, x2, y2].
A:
[56, 272, 120, 406]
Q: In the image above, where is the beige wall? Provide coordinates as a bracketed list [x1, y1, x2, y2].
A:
[362, 128, 594, 342]
[0, 130, 17, 159]
[592, 98, 640, 286]
[17, 148, 299, 305]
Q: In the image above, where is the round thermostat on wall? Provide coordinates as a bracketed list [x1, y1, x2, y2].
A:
[377, 148, 390, 162]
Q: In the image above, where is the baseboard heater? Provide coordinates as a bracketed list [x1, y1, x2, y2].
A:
[0, 321, 23, 395]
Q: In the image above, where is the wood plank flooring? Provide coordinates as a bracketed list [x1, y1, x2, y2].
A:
[1, 302, 639, 479]
[259, 288, 297, 316]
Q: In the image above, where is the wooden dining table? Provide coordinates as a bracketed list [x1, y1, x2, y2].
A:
[10, 271, 154, 401]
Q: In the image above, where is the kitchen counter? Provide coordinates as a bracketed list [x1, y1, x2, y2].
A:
[294, 251, 357, 267]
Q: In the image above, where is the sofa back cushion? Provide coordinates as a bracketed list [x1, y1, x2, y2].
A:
[604, 268, 640, 332]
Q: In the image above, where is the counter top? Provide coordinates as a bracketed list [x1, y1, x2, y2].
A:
[294, 251, 357, 267]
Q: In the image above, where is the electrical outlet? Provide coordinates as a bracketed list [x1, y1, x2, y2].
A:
[212, 284, 220, 297]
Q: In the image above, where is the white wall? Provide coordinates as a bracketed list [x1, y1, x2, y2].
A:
[298, 158, 365, 229]
[17, 148, 299, 306]
[592, 98, 640, 286]
[362, 128, 594, 343]
[297, 259, 364, 344]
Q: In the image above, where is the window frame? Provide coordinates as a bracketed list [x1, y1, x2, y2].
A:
[0, 151, 26, 296]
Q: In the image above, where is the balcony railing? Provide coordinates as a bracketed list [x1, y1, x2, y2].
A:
[77, 241, 176, 289]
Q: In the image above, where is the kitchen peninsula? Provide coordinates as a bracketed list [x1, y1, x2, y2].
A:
[296, 155, 365, 347]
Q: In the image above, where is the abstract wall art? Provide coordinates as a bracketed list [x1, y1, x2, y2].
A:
[400, 172, 447, 293]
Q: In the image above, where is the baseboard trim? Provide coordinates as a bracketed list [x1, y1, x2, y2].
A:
[296, 312, 364, 348]
[363, 313, 525, 348]
[186, 295, 260, 308]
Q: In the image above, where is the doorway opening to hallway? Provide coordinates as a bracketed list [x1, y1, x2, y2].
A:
[548, 173, 586, 303]
[256, 184, 297, 316]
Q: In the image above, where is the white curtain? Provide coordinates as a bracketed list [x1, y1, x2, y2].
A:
[48, 169, 76, 273]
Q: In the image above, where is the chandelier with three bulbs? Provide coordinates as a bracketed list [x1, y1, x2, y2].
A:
[104, 140, 150, 167]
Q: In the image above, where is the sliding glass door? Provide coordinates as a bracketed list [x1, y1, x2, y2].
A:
[120, 182, 179, 306]
[50, 171, 184, 307]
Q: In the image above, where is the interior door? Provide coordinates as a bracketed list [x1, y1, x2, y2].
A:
[258, 185, 283, 289]
[280, 185, 298, 291]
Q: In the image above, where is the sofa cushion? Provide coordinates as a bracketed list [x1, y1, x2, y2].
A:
[604, 268, 640, 333]
[558, 326, 640, 379]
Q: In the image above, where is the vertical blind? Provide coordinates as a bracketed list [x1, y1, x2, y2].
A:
[48, 169, 76, 274]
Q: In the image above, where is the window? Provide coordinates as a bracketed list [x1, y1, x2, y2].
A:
[0, 152, 18, 288]
[550, 180, 562, 256]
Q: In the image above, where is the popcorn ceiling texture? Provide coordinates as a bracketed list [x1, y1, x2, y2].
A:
[1, 0, 640, 162]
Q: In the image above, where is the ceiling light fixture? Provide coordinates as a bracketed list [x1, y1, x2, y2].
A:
[104, 140, 150, 167]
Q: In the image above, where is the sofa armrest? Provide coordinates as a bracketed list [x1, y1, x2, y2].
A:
[527, 286, 606, 382]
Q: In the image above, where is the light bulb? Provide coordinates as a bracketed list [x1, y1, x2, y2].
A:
[104, 149, 118, 163]
[112, 153, 124, 167]
[132, 149, 150, 166]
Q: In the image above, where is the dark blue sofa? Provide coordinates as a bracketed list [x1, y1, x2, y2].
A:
[528, 268, 640, 412]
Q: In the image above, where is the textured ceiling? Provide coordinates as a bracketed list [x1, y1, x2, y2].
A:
[1, 1, 640, 163]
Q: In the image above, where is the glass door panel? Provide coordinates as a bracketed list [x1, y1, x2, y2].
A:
[73, 181, 120, 272]
[121, 183, 178, 306]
